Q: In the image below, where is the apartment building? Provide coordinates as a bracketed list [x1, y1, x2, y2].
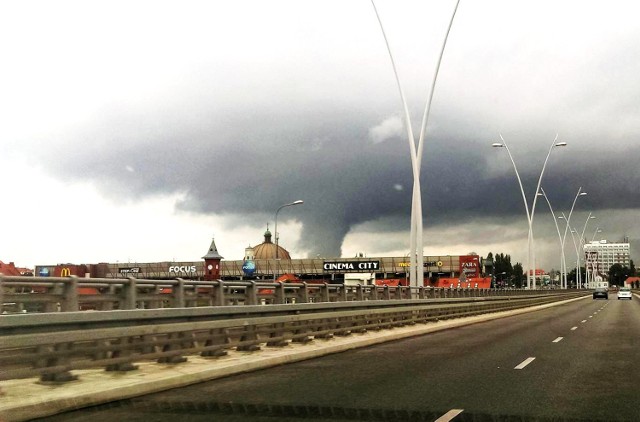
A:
[584, 240, 631, 277]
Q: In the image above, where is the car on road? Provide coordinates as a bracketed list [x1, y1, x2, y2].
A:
[593, 287, 608, 300]
[617, 287, 632, 300]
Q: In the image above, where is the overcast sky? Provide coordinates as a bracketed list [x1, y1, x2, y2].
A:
[2, 0, 640, 272]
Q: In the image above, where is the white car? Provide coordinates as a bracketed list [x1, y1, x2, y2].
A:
[617, 287, 633, 300]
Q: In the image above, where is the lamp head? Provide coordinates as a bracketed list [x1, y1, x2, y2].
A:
[491, 143, 504, 148]
[579, 192, 587, 196]
[292, 200, 304, 205]
[555, 142, 568, 147]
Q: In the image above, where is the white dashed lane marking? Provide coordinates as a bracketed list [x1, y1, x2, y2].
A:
[571, 327, 578, 331]
[552, 337, 564, 343]
[434, 409, 464, 421]
[515, 357, 536, 370]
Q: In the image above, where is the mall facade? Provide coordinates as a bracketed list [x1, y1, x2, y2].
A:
[34, 228, 494, 287]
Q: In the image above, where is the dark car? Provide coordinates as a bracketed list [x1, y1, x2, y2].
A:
[593, 287, 608, 300]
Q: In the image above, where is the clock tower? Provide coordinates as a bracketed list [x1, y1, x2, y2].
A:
[202, 237, 224, 281]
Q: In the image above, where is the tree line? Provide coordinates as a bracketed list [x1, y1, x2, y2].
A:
[486, 252, 636, 288]
[485, 252, 524, 287]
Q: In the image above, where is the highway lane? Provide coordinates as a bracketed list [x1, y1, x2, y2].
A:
[38, 293, 640, 421]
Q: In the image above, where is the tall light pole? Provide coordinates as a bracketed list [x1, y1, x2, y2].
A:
[579, 213, 595, 286]
[591, 227, 602, 242]
[558, 189, 587, 288]
[529, 136, 567, 288]
[492, 135, 566, 288]
[588, 227, 602, 280]
[569, 228, 581, 287]
[580, 214, 596, 244]
[371, 0, 461, 290]
[537, 188, 565, 288]
[273, 200, 304, 281]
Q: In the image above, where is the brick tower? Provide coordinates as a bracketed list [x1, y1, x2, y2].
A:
[202, 237, 224, 281]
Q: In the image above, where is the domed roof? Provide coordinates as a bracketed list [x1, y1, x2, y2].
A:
[253, 228, 292, 260]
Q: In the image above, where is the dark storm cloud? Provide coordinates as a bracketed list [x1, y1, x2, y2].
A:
[35, 90, 640, 260]
[24, 0, 640, 262]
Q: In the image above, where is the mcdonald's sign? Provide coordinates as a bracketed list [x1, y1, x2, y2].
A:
[60, 267, 71, 277]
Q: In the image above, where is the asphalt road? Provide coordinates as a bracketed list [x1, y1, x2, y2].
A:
[36, 293, 640, 422]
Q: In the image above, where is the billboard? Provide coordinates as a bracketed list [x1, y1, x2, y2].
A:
[459, 255, 480, 279]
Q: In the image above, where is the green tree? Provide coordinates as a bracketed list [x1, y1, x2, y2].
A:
[608, 263, 630, 286]
[488, 252, 515, 287]
[513, 262, 524, 287]
[568, 267, 587, 287]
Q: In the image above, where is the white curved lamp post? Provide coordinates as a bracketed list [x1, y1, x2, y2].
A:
[273, 200, 304, 281]
[492, 136, 566, 288]
[529, 138, 567, 288]
[371, 0, 461, 289]
[579, 214, 595, 286]
[558, 189, 587, 288]
[537, 188, 564, 288]
[569, 228, 581, 287]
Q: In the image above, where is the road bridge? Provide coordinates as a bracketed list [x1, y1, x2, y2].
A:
[25, 291, 640, 422]
[0, 291, 609, 421]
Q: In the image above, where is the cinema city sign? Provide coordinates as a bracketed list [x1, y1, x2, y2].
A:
[323, 261, 380, 272]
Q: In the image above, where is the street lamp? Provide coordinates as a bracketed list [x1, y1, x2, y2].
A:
[579, 214, 595, 286]
[492, 135, 566, 289]
[569, 228, 581, 288]
[580, 214, 596, 244]
[371, 0, 461, 290]
[558, 189, 587, 288]
[588, 227, 602, 281]
[273, 200, 304, 281]
[591, 228, 602, 242]
[537, 188, 565, 289]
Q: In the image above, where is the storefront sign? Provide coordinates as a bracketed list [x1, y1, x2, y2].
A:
[323, 261, 380, 271]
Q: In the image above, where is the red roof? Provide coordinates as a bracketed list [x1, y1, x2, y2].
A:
[0, 261, 22, 276]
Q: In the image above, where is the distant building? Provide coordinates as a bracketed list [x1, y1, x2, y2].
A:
[29, 228, 490, 288]
[252, 228, 291, 260]
[527, 268, 549, 285]
[584, 240, 631, 277]
[624, 277, 640, 288]
[0, 261, 32, 276]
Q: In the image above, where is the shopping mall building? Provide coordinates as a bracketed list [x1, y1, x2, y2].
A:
[34, 228, 494, 288]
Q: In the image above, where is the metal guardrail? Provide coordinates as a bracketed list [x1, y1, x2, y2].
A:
[0, 291, 589, 383]
[1, 275, 554, 313]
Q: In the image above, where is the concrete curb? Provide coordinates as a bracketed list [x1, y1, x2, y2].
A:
[0, 295, 588, 421]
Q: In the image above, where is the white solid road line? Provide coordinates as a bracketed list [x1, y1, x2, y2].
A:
[571, 327, 578, 331]
[552, 337, 564, 343]
[515, 357, 536, 370]
[434, 409, 464, 421]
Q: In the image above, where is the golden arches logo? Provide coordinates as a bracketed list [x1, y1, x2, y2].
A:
[60, 268, 71, 277]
